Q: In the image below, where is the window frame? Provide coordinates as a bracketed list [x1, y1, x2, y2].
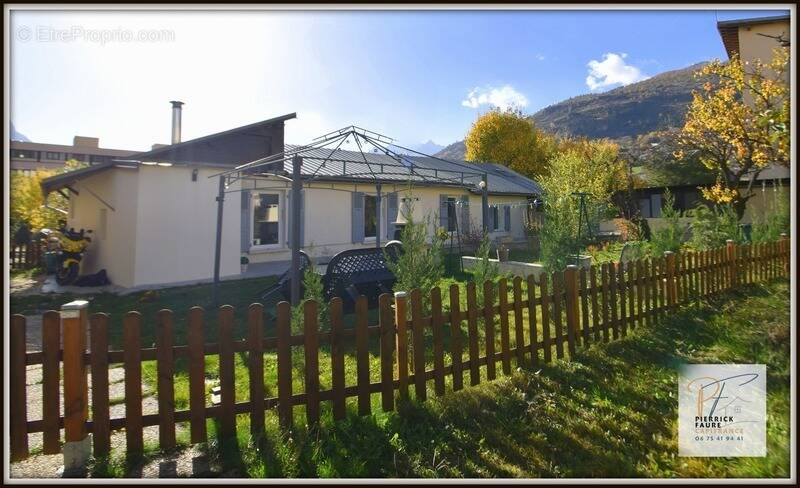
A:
[360, 193, 387, 243]
[490, 206, 500, 231]
[445, 196, 458, 232]
[363, 194, 378, 241]
[250, 191, 284, 251]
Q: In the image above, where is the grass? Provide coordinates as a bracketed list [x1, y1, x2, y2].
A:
[210, 279, 791, 478]
[11, 262, 789, 478]
[59, 276, 788, 478]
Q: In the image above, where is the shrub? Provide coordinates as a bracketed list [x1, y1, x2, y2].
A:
[649, 190, 685, 256]
[386, 202, 445, 311]
[471, 233, 500, 305]
[290, 260, 327, 333]
[751, 183, 789, 243]
[688, 203, 744, 250]
[612, 218, 647, 242]
[539, 197, 583, 272]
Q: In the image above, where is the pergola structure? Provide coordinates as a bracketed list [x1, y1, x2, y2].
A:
[209, 126, 494, 305]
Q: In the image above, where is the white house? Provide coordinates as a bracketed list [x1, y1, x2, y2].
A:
[42, 108, 542, 289]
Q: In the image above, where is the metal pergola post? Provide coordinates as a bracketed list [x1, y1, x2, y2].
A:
[290, 155, 303, 306]
[212, 175, 225, 306]
[481, 173, 489, 234]
[375, 183, 382, 248]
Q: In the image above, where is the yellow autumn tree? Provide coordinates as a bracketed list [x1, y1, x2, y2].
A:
[464, 107, 555, 180]
[676, 46, 790, 218]
[538, 138, 627, 270]
[10, 160, 87, 237]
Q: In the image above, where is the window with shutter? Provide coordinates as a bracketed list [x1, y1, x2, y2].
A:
[352, 192, 365, 242]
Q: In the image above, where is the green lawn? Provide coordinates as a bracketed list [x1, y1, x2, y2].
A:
[11, 266, 790, 478]
[76, 278, 790, 478]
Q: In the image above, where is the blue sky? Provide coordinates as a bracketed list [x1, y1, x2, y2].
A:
[10, 8, 790, 152]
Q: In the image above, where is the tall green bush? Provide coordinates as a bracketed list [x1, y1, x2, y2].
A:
[649, 189, 685, 256]
[386, 202, 445, 310]
[471, 233, 500, 305]
[539, 197, 582, 272]
[688, 203, 744, 250]
[291, 258, 327, 333]
[751, 183, 790, 243]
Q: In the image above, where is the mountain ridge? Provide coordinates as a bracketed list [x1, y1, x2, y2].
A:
[435, 61, 708, 160]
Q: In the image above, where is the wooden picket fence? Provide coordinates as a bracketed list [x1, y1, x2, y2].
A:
[10, 240, 44, 270]
[9, 237, 790, 464]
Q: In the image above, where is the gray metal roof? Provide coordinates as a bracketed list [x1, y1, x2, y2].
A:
[278, 145, 542, 196]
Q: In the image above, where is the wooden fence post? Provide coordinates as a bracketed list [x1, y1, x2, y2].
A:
[726, 240, 737, 289]
[564, 265, 580, 356]
[664, 252, 676, 310]
[780, 234, 789, 277]
[61, 300, 91, 473]
[394, 291, 409, 399]
[10, 315, 28, 462]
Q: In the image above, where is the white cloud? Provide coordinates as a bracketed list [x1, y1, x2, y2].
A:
[535, 53, 546, 61]
[461, 85, 528, 110]
[585, 52, 648, 91]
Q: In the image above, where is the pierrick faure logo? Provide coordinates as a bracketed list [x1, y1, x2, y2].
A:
[678, 364, 766, 457]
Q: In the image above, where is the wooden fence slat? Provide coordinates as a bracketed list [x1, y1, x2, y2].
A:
[276, 301, 293, 427]
[589, 266, 600, 342]
[90, 313, 111, 457]
[304, 300, 321, 424]
[540, 275, 552, 363]
[617, 262, 627, 338]
[526, 275, 539, 364]
[248, 304, 265, 435]
[552, 272, 565, 359]
[156, 309, 176, 450]
[378, 294, 395, 411]
[483, 280, 497, 380]
[564, 266, 579, 356]
[356, 296, 372, 414]
[699, 250, 705, 296]
[431, 287, 445, 396]
[187, 307, 206, 443]
[609, 263, 619, 340]
[579, 268, 590, 345]
[636, 260, 645, 328]
[218, 305, 236, 438]
[682, 252, 690, 303]
[626, 262, 636, 330]
[410, 290, 427, 402]
[466, 282, 480, 385]
[124, 312, 143, 457]
[10, 315, 29, 461]
[42, 310, 61, 455]
[512, 277, 525, 366]
[395, 292, 409, 399]
[498, 279, 512, 375]
[600, 263, 610, 342]
[330, 298, 346, 419]
[449, 284, 464, 391]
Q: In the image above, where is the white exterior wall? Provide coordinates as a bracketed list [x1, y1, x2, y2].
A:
[66, 167, 139, 287]
[132, 165, 240, 287]
[244, 177, 530, 264]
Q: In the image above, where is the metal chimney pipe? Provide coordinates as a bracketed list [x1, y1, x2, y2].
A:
[170, 101, 184, 144]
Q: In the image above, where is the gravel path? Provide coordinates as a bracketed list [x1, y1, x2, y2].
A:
[10, 357, 219, 478]
[11, 305, 230, 478]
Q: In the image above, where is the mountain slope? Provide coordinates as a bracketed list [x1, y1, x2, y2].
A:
[434, 62, 707, 160]
[532, 62, 707, 139]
